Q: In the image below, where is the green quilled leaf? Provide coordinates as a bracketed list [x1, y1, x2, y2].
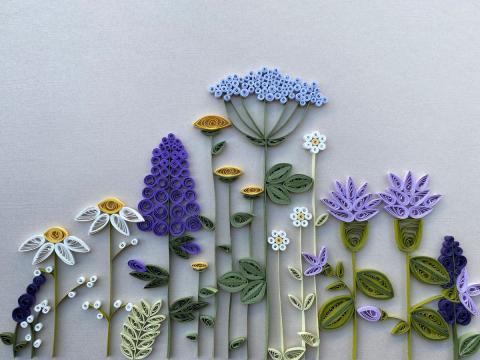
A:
[218, 271, 248, 293]
[288, 266, 303, 281]
[239, 258, 265, 280]
[199, 315, 215, 328]
[211, 141, 226, 156]
[319, 295, 354, 330]
[229, 337, 247, 350]
[390, 320, 410, 335]
[355, 269, 394, 300]
[186, 333, 198, 341]
[298, 331, 320, 347]
[267, 137, 286, 147]
[335, 262, 344, 278]
[315, 213, 329, 227]
[459, 332, 480, 357]
[199, 287, 218, 298]
[246, 136, 266, 146]
[0, 332, 14, 345]
[129, 265, 169, 288]
[14, 341, 28, 353]
[169, 235, 195, 259]
[283, 174, 313, 193]
[230, 212, 254, 228]
[217, 245, 231, 253]
[268, 348, 282, 360]
[169, 297, 208, 322]
[326, 280, 347, 291]
[284, 346, 306, 360]
[410, 307, 449, 341]
[241, 280, 267, 304]
[266, 163, 292, 184]
[409, 256, 450, 285]
[198, 215, 215, 231]
[266, 184, 290, 205]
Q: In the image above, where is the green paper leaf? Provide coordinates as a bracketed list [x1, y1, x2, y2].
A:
[335, 262, 344, 278]
[394, 218, 423, 253]
[229, 337, 247, 350]
[390, 320, 410, 335]
[266, 184, 291, 205]
[459, 332, 480, 357]
[298, 331, 320, 347]
[410, 307, 449, 341]
[199, 287, 218, 298]
[267, 137, 286, 147]
[288, 294, 303, 310]
[288, 266, 303, 281]
[284, 174, 313, 193]
[326, 280, 347, 291]
[169, 297, 208, 322]
[0, 332, 14, 345]
[199, 315, 215, 328]
[442, 287, 460, 303]
[266, 163, 292, 184]
[14, 341, 28, 353]
[268, 348, 282, 360]
[239, 258, 265, 280]
[198, 215, 215, 231]
[217, 245, 231, 253]
[212, 141, 226, 156]
[409, 256, 450, 285]
[241, 280, 267, 304]
[129, 265, 169, 288]
[355, 269, 394, 300]
[169, 235, 195, 259]
[246, 136, 266, 146]
[186, 333, 198, 341]
[341, 220, 368, 252]
[230, 212, 254, 228]
[319, 295, 354, 330]
[315, 213, 329, 227]
[303, 293, 316, 311]
[284, 346, 306, 360]
[218, 271, 248, 293]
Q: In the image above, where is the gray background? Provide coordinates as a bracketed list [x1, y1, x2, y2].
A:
[1, 1, 480, 359]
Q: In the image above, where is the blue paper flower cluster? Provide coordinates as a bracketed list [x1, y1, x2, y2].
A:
[208, 67, 328, 107]
[12, 274, 46, 323]
[437, 236, 471, 325]
[137, 133, 202, 238]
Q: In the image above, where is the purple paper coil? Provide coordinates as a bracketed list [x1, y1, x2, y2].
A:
[180, 242, 201, 255]
[185, 216, 202, 232]
[137, 215, 154, 231]
[153, 221, 169, 236]
[142, 187, 155, 199]
[170, 204, 186, 219]
[170, 221, 185, 237]
[154, 189, 169, 204]
[138, 199, 154, 216]
[184, 190, 196, 202]
[183, 177, 195, 189]
[185, 202, 200, 216]
[153, 205, 168, 220]
[170, 189, 184, 203]
[144, 175, 156, 187]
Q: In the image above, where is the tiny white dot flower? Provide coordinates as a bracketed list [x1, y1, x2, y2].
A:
[25, 334, 32, 342]
[77, 276, 86, 284]
[34, 304, 42, 313]
[20, 321, 28, 329]
[125, 303, 133, 312]
[89, 275, 98, 283]
[113, 300, 122, 309]
[68, 291, 76, 299]
[45, 266, 53, 273]
[86, 281, 94, 288]
[42, 306, 51, 314]
[26, 315, 34, 323]
[118, 241, 126, 249]
[33, 339, 42, 348]
[289, 207, 312, 227]
[96, 313, 104, 320]
[130, 238, 139, 246]
[40, 300, 48, 307]
[81, 301, 90, 310]
[33, 269, 41, 276]
[34, 323, 43, 332]
[267, 230, 290, 251]
[93, 300, 102, 309]
[303, 131, 327, 154]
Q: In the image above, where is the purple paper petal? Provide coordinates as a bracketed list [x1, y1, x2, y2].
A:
[409, 206, 433, 219]
[318, 246, 328, 267]
[321, 198, 341, 211]
[144, 175, 156, 187]
[389, 189, 410, 206]
[353, 194, 372, 211]
[153, 205, 168, 220]
[137, 215, 154, 232]
[356, 183, 368, 198]
[457, 267, 469, 293]
[302, 252, 320, 266]
[185, 216, 202, 232]
[138, 199, 154, 216]
[384, 205, 408, 219]
[460, 292, 479, 316]
[328, 209, 355, 222]
[128, 259, 147, 272]
[415, 174, 429, 191]
[184, 190, 197, 202]
[142, 187, 155, 199]
[153, 221, 169, 236]
[154, 189, 169, 204]
[378, 192, 396, 205]
[410, 190, 430, 206]
[170, 221, 185, 237]
[422, 194, 442, 208]
[388, 173, 403, 190]
[334, 181, 347, 198]
[304, 265, 323, 277]
[468, 284, 480, 297]
[354, 209, 378, 221]
[347, 177, 356, 201]
[357, 305, 382, 322]
[180, 242, 201, 255]
[403, 171, 413, 193]
[364, 198, 382, 210]
[170, 204, 186, 219]
[331, 192, 352, 210]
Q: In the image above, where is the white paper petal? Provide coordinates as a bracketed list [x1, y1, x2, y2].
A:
[19, 235, 45, 252]
[32, 243, 54, 265]
[89, 214, 110, 234]
[64, 236, 90, 253]
[119, 207, 144, 223]
[75, 206, 100, 221]
[55, 243, 75, 265]
[110, 214, 130, 236]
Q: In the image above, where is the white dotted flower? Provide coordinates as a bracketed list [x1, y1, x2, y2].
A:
[45, 266, 53, 273]
[130, 238, 139, 246]
[96, 313, 104, 320]
[113, 300, 123, 309]
[289, 207, 312, 227]
[93, 300, 102, 309]
[68, 291, 76, 299]
[34, 323, 43, 332]
[77, 276, 85, 285]
[20, 321, 28, 329]
[118, 241, 126, 249]
[75, 198, 144, 236]
[40, 300, 48, 307]
[25, 334, 32, 342]
[27, 315, 34, 324]
[125, 303, 133, 312]
[89, 275, 98, 283]
[33, 269, 41, 276]
[42, 306, 51, 314]
[81, 301, 90, 310]
[303, 131, 327, 154]
[33, 339, 42, 348]
[86, 282, 94, 288]
[34, 304, 42, 313]
[267, 230, 290, 251]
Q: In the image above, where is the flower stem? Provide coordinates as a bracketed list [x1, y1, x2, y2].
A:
[247, 198, 254, 359]
[167, 232, 172, 359]
[299, 227, 305, 348]
[277, 251, 284, 353]
[210, 134, 218, 360]
[351, 251, 357, 360]
[263, 116, 270, 359]
[452, 322, 459, 360]
[197, 270, 201, 358]
[311, 152, 321, 360]
[227, 182, 233, 356]
[13, 322, 19, 358]
[405, 253, 411, 360]
[52, 254, 58, 357]
[106, 223, 113, 357]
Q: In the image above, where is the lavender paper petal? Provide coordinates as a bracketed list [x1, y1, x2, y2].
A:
[468, 284, 480, 297]
[357, 305, 382, 322]
[354, 209, 378, 221]
[378, 192, 396, 205]
[415, 174, 429, 191]
[409, 206, 433, 219]
[328, 209, 355, 222]
[347, 177, 356, 200]
[384, 205, 408, 219]
[304, 265, 323, 277]
[460, 292, 479, 316]
[302, 252, 320, 266]
[388, 173, 403, 190]
[356, 182, 368, 198]
[321, 198, 341, 211]
[180, 242, 201, 255]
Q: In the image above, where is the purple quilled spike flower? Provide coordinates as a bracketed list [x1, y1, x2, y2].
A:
[357, 305, 382, 322]
[128, 259, 147, 273]
[302, 246, 327, 276]
[321, 177, 381, 222]
[379, 171, 442, 219]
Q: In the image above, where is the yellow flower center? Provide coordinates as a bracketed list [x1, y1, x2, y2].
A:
[97, 197, 125, 214]
[240, 185, 264, 198]
[298, 214, 305, 220]
[214, 166, 243, 180]
[312, 138, 319, 145]
[275, 237, 283, 244]
[44, 226, 69, 243]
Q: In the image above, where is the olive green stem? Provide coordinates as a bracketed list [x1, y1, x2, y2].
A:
[167, 232, 172, 359]
[247, 198, 254, 359]
[106, 223, 113, 357]
[211, 134, 218, 360]
[410, 294, 444, 311]
[405, 253, 411, 360]
[227, 182, 233, 355]
[30, 312, 43, 358]
[311, 152, 321, 360]
[197, 270, 201, 358]
[277, 251, 285, 353]
[351, 251, 357, 360]
[263, 102, 270, 359]
[452, 322, 459, 360]
[52, 254, 58, 357]
[13, 322, 19, 358]
[299, 227, 305, 348]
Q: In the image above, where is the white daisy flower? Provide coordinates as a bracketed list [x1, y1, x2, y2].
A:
[303, 131, 327, 154]
[267, 230, 290, 252]
[18, 227, 90, 266]
[75, 197, 144, 236]
[289, 207, 312, 227]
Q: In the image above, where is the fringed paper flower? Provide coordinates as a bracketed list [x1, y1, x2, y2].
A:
[321, 177, 381, 222]
[18, 227, 90, 265]
[301, 246, 327, 276]
[289, 207, 312, 227]
[267, 230, 290, 251]
[75, 197, 144, 236]
[378, 172, 442, 219]
[302, 131, 326, 154]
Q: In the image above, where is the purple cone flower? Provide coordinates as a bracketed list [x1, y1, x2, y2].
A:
[321, 177, 381, 222]
[379, 171, 442, 219]
[128, 259, 147, 273]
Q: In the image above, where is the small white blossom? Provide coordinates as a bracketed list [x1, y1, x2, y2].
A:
[113, 300, 122, 309]
[33, 339, 42, 348]
[34, 323, 43, 332]
[26, 315, 34, 323]
[45, 266, 53, 274]
[125, 303, 133, 312]
[82, 301, 90, 310]
[96, 313, 104, 320]
[86, 282, 94, 288]
[33, 269, 41, 276]
[303, 131, 327, 154]
[20, 321, 28, 329]
[68, 291, 76, 298]
[34, 304, 42, 313]
[40, 300, 48, 307]
[24, 334, 32, 342]
[93, 300, 102, 309]
[130, 238, 138, 246]
[289, 207, 312, 227]
[89, 275, 98, 283]
[267, 230, 290, 251]
[42, 306, 51, 314]
[118, 241, 126, 249]
[77, 276, 86, 284]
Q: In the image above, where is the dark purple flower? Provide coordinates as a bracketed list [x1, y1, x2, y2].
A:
[170, 204, 186, 219]
[153, 205, 168, 220]
[185, 202, 200, 216]
[26, 283, 39, 295]
[153, 221, 169, 236]
[138, 199, 154, 215]
[128, 259, 147, 272]
[170, 221, 185, 237]
[179, 242, 201, 255]
[33, 274, 46, 286]
[18, 293, 35, 309]
[137, 215, 154, 231]
[142, 187, 155, 199]
[455, 303, 472, 325]
[12, 307, 30, 323]
[321, 177, 381, 222]
[379, 172, 442, 219]
[185, 216, 202, 232]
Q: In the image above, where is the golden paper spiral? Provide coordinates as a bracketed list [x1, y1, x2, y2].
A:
[44, 226, 69, 243]
[240, 185, 264, 198]
[191, 261, 208, 272]
[97, 197, 125, 214]
[214, 166, 243, 180]
[193, 115, 231, 131]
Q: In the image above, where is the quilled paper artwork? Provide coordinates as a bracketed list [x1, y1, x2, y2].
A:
[1, 65, 477, 360]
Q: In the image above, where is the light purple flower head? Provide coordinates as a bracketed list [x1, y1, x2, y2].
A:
[357, 305, 382, 322]
[379, 172, 442, 219]
[321, 177, 381, 222]
[457, 267, 480, 317]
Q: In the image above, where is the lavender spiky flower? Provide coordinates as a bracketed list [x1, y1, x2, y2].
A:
[321, 177, 381, 222]
[378, 171, 442, 219]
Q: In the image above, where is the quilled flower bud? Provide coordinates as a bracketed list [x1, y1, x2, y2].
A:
[26, 315, 34, 323]
[130, 238, 138, 246]
[93, 300, 102, 309]
[96, 313, 104, 320]
[118, 241, 127, 249]
[34, 304, 42, 313]
[20, 321, 28, 328]
[68, 291, 76, 298]
[42, 306, 51, 314]
[89, 275, 98, 283]
[77, 276, 86, 284]
[34, 323, 43, 332]
[86, 282, 94, 288]
[33, 269, 41, 276]
[113, 300, 122, 309]
[81, 301, 90, 310]
[33, 339, 42, 348]
[45, 266, 53, 274]
[125, 303, 133, 312]
[25, 334, 32, 342]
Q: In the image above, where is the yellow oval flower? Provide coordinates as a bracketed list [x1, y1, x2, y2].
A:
[97, 197, 125, 214]
[44, 226, 69, 243]
[193, 115, 231, 131]
[191, 261, 208, 272]
[240, 185, 264, 198]
[214, 166, 243, 180]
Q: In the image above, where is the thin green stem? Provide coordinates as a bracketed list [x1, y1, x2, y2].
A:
[272, 104, 310, 139]
[31, 312, 43, 358]
[352, 251, 357, 360]
[406, 253, 411, 360]
[111, 243, 132, 261]
[106, 223, 113, 357]
[211, 134, 218, 360]
[277, 251, 284, 353]
[239, 97, 263, 136]
[263, 101, 270, 358]
[13, 322, 19, 358]
[228, 100, 263, 138]
[452, 322, 459, 360]
[167, 233, 172, 359]
[267, 103, 291, 137]
[227, 182, 233, 356]
[411, 294, 444, 311]
[311, 152, 320, 360]
[197, 271, 201, 358]
[249, 199, 254, 258]
[52, 254, 58, 357]
[57, 283, 83, 307]
[299, 228, 305, 347]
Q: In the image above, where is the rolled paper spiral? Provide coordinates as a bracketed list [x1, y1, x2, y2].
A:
[193, 115, 232, 131]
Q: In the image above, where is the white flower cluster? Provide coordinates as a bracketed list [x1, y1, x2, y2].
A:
[82, 299, 133, 320]
[289, 207, 312, 227]
[267, 230, 290, 251]
[33, 266, 53, 276]
[33, 299, 50, 315]
[77, 274, 98, 288]
[119, 238, 139, 250]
